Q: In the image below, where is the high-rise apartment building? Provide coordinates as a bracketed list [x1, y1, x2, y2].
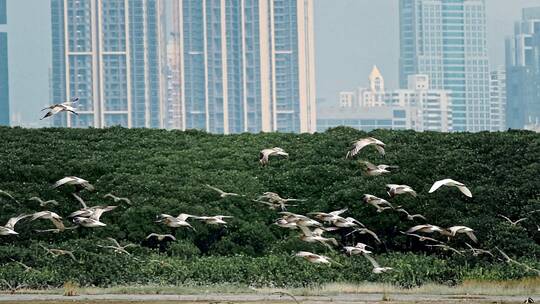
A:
[505, 7, 540, 129]
[169, 0, 316, 134]
[50, 0, 166, 128]
[489, 67, 506, 131]
[337, 67, 452, 132]
[0, 0, 9, 126]
[399, 0, 490, 131]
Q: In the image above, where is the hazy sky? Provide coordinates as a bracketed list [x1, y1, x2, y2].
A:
[6, 0, 540, 126]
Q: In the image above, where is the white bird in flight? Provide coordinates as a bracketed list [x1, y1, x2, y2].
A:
[446, 225, 478, 243]
[406, 224, 445, 234]
[295, 251, 341, 266]
[362, 253, 393, 274]
[361, 161, 397, 176]
[98, 237, 137, 255]
[344, 242, 372, 255]
[156, 213, 198, 230]
[31, 211, 68, 233]
[308, 208, 348, 223]
[72, 207, 113, 228]
[40, 97, 79, 120]
[259, 147, 289, 166]
[196, 215, 233, 226]
[53, 176, 94, 192]
[205, 184, 242, 198]
[429, 179, 472, 198]
[0, 214, 30, 236]
[346, 137, 385, 159]
[298, 226, 339, 249]
[29, 197, 59, 207]
[498, 215, 527, 226]
[386, 184, 417, 198]
[396, 208, 426, 221]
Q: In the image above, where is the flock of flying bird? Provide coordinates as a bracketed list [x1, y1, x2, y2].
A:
[1, 128, 539, 277]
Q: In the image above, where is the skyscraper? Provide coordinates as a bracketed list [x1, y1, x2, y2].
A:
[489, 67, 506, 131]
[0, 0, 9, 126]
[399, 0, 490, 132]
[336, 67, 452, 132]
[505, 7, 540, 129]
[50, 0, 166, 128]
[169, 0, 316, 134]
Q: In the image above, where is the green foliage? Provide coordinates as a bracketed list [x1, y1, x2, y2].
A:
[0, 126, 539, 288]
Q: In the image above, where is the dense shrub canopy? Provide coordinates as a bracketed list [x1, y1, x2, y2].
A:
[0, 126, 538, 287]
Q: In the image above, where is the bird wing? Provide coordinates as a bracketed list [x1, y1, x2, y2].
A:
[374, 144, 385, 156]
[428, 179, 448, 193]
[412, 214, 427, 221]
[498, 214, 512, 223]
[177, 213, 194, 221]
[5, 214, 30, 229]
[514, 218, 527, 224]
[362, 253, 380, 268]
[299, 226, 312, 237]
[52, 177, 75, 188]
[397, 208, 410, 216]
[29, 197, 43, 203]
[347, 139, 372, 158]
[0, 190, 19, 204]
[90, 208, 105, 221]
[164, 234, 176, 241]
[363, 228, 382, 244]
[51, 217, 65, 231]
[30, 211, 48, 221]
[107, 237, 121, 247]
[466, 231, 478, 243]
[205, 184, 225, 195]
[65, 251, 78, 262]
[146, 233, 158, 239]
[457, 185, 472, 198]
[329, 208, 348, 216]
[71, 193, 88, 209]
[362, 161, 378, 170]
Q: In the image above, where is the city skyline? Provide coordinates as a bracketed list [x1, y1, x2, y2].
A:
[49, 0, 167, 128]
[0, 0, 8, 126]
[167, 0, 316, 134]
[3, 0, 540, 131]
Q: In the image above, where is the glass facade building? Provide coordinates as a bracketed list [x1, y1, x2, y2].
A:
[505, 7, 540, 129]
[0, 0, 8, 126]
[169, 0, 316, 134]
[50, 0, 166, 128]
[399, 0, 490, 131]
